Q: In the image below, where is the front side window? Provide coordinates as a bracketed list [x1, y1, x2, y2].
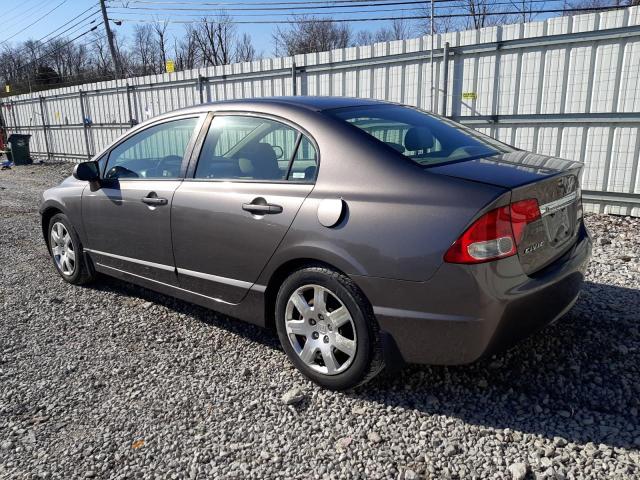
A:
[327, 105, 513, 167]
[195, 115, 316, 182]
[104, 117, 199, 180]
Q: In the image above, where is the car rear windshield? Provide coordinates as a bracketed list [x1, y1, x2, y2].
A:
[327, 104, 514, 167]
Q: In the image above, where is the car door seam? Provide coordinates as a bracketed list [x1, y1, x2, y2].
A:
[239, 183, 318, 302]
[168, 180, 183, 278]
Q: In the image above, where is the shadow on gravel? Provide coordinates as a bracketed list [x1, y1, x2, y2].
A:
[88, 275, 282, 352]
[356, 280, 640, 450]
[88, 276, 639, 449]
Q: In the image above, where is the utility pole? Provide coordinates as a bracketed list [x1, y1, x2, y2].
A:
[430, 0, 435, 112]
[99, 0, 121, 79]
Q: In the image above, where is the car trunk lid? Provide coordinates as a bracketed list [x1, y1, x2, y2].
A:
[430, 151, 583, 274]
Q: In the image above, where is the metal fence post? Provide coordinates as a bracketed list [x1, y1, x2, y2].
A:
[79, 90, 92, 159]
[198, 75, 207, 104]
[125, 84, 137, 126]
[440, 42, 450, 117]
[10, 100, 19, 134]
[38, 96, 51, 161]
[291, 61, 297, 96]
[0, 99, 6, 135]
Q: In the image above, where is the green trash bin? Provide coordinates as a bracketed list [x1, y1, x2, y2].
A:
[7, 134, 33, 165]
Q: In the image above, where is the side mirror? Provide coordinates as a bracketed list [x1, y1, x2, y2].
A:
[73, 161, 100, 182]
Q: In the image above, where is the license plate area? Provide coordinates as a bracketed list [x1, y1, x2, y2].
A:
[542, 205, 574, 247]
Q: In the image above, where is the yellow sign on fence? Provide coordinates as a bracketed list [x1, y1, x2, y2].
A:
[165, 60, 175, 73]
[462, 92, 477, 100]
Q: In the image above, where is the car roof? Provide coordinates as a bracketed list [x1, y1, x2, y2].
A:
[133, 96, 394, 137]
[202, 96, 390, 112]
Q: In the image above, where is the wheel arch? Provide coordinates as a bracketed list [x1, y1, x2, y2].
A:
[41, 205, 65, 249]
[262, 258, 360, 331]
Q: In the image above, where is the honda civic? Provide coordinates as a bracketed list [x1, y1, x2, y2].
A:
[40, 97, 592, 389]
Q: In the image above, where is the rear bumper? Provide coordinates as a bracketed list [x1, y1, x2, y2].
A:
[353, 222, 592, 365]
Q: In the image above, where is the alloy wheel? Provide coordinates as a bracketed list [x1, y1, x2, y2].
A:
[50, 222, 76, 276]
[284, 284, 357, 375]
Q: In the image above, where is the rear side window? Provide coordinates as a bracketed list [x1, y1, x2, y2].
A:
[194, 115, 317, 182]
[327, 105, 512, 167]
[288, 136, 318, 182]
[104, 117, 198, 179]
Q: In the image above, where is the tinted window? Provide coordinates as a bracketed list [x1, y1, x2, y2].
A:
[327, 105, 513, 167]
[195, 116, 300, 181]
[288, 136, 318, 182]
[104, 117, 198, 180]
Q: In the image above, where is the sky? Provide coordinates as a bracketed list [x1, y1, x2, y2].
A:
[0, 0, 570, 59]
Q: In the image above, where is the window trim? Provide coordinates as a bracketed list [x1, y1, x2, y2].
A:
[101, 113, 207, 182]
[185, 111, 320, 185]
[285, 132, 303, 181]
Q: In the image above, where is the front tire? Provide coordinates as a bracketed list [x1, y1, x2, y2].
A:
[275, 266, 384, 390]
[48, 213, 94, 285]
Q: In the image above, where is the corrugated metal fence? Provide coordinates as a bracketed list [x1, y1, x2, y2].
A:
[2, 7, 640, 215]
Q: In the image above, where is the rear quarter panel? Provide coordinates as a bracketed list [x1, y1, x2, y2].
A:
[258, 118, 509, 283]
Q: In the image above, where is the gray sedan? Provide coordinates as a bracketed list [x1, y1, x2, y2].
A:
[40, 97, 592, 390]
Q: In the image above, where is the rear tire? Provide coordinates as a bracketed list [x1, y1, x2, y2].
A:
[48, 213, 95, 285]
[275, 266, 384, 390]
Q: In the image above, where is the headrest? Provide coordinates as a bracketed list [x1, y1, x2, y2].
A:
[248, 142, 277, 161]
[238, 142, 281, 179]
[405, 127, 434, 151]
[238, 157, 254, 175]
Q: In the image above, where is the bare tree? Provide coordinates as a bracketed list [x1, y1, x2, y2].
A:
[174, 25, 198, 71]
[193, 13, 236, 67]
[457, 0, 511, 29]
[235, 32, 257, 62]
[132, 24, 159, 75]
[388, 18, 415, 40]
[90, 32, 112, 76]
[508, 0, 540, 22]
[153, 20, 170, 71]
[273, 16, 351, 56]
[410, 8, 458, 37]
[355, 18, 416, 45]
[563, 0, 636, 13]
[0, 44, 30, 91]
[23, 40, 44, 68]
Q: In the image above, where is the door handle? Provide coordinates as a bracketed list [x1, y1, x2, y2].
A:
[242, 197, 283, 215]
[141, 193, 168, 206]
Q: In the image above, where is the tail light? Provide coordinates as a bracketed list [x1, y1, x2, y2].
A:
[510, 198, 541, 244]
[444, 199, 541, 264]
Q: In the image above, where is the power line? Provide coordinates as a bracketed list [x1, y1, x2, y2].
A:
[113, 0, 442, 12]
[0, 0, 51, 30]
[42, 18, 101, 46]
[3, 8, 101, 69]
[108, 7, 434, 17]
[112, 0, 439, 5]
[0, 0, 69, 45]
[109, 0, 552, 18]
[112, 15, 424, 24]
[110, 5, 630, 24]
[14, 27, 100, 73]
[38, 7, 101, 44]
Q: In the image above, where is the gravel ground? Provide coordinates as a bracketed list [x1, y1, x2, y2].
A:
[0, 163, 639, 480]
